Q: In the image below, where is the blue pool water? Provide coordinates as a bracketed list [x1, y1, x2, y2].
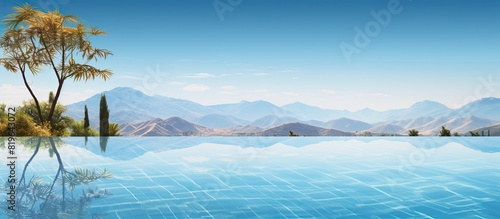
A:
[1, 137, 500, 218]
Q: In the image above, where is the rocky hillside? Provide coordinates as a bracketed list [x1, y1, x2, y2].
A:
[259, 123, 352, 136]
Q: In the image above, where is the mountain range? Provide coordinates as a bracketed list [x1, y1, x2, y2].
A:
[66, 87, 500, 136]
[119, 117, 214, 136]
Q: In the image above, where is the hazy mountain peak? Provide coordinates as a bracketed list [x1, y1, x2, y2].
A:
[230, 100, 274, 106]
[336, 117, 353, 121]
[107, 87, 146, 95]
[284, 101, 309, 107]
[356, 107, 378, 113]
[283, 101, 326, 110]
[248, 100, 274, 105]
[109, 86, 137, 92]
[474, 97, 500, 104]
[410, 100, 449, 109]
[164, 116, 185, 122]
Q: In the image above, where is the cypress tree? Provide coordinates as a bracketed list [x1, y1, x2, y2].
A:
[99, 94, 109, 136]
[84, 105, 90, 129]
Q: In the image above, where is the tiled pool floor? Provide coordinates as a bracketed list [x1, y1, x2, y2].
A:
[2, 137, 499, 218]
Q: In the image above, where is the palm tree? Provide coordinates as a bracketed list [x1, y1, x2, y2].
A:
[109, 123, 122, 136]
[0, 4, 112, 129]
[408, 129, 419, 136]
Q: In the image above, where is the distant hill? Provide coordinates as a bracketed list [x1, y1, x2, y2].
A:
[223, 125, 264, 135]
[281, 102, 349, 121]
[365, 124, 405, 134]
[211, 100, 298, 121]
[349, 108, 386, 124]
[323, 117, 373, 132]
[193, 114, 249, 128]
[472, 123, 500, 136]
[448, 97, 500, 121]
[120, 117, 214, 136]
[384, 116, 450, 135]
[379, 116, 497, 135]
[384, 100, 451, 121]
[259, 122, 352, 136]
[250, 115, 301, 128]
[395, 116, 436, 129]
[439, 116, 496, 134]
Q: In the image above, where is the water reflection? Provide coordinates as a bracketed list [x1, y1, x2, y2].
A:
[62, 137, 500, 161]
[4, 137, 112, 218]
[99, 137, 109, 153]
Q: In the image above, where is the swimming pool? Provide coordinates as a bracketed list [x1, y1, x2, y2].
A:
[2, 137, 499, 218]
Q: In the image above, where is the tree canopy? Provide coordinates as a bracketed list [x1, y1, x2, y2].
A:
[439, 126, 451, 137]
[99, 94, 109, 136]
[0, 3, 112, 130]
[408, 129, 419, 136]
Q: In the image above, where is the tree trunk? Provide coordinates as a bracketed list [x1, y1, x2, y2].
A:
[21, 71, 44, 124]
[47, 79, 64, 125]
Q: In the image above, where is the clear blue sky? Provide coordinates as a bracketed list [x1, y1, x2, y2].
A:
[1, 0, 499, 111]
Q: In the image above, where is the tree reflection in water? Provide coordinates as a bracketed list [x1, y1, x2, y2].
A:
[4, 137, 112, 219]
[100, 137, 109, 153]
